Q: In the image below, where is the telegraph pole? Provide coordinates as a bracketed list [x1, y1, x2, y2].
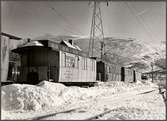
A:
[151, 62, 154, 83]
[88, 0, 108, 58]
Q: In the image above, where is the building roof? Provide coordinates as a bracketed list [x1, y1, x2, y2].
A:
[74, 45, 82, 51]
[1, 32, 22, 40]
[12, 39, 89, 58]
[21, 41, 44, 47]
[60, 40, 76, 49]
[60, 40, 82, 51]
[143, 69, 166, 74]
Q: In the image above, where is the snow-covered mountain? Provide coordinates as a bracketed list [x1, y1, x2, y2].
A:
[33, 34, 81, 42]
[74, 37, 165, 72]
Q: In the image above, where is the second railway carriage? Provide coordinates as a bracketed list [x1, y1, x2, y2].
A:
[121, 67, 141, 83]
[12, 39, 96, 85]
[134, 70, 142, 82]
[96, 60, 121, 82]
[121, 67, 134, 83]
[96, 60, 141, 83]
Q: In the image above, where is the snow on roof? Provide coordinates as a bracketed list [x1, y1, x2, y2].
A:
[74, 45, 82, 51]
[124, 64, 133, 68]
[62, 40, 76, 49]
[21, 41, 44, 47]
[16, 39, 82, 52]
[61, 40, 82, 51]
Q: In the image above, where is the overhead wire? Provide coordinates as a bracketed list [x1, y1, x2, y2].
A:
[50, 7, 81, 35]
[40, 3, 76, 36]
[129, 3, 165, 59]
[47, 2, 85, 36]
[45, 2, 164, 61]
[49, 11, 77, 35]
[124, 2, 163, 61]
[124, 2, 154, 45]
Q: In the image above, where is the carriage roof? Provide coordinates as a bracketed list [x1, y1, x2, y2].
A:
[12, 39, 95, 59]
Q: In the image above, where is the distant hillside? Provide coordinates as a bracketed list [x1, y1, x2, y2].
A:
[34, 34, 79, 42]
[33, 34, 165, 72]
[75, 37, 165, 72]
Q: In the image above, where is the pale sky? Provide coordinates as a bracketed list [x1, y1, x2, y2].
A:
[1, 1, 166, 49]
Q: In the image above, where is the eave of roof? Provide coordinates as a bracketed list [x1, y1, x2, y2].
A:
[1, 32, 22, 40]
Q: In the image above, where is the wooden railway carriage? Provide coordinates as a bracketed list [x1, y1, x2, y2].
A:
[125, 68, 134, 83]
[121, 67, 141, 83]
[135, 71, 141, 82]
[121, 67, 134, 82]
[96, 60, 141, 83]
[12, 39, 96, 85]
[96, 60, 121, 82]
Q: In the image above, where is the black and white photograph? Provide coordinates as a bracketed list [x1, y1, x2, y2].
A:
[1, 0, 166, 120]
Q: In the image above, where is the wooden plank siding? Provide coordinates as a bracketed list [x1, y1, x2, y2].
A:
[59, 51, 96, 82]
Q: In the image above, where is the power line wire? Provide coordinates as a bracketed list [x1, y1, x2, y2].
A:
[50, 7, 81, 35]
[48, 3, 85, 36]
[124, 2, 154, 45]
[124, 2, 163, 60]
[129, 3, 164, 59]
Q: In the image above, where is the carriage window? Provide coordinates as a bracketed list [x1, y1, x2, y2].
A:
[92, 61, 93, 71]
[108, 66, 110, 73]
[83, 58, 85, 70]
[93, 61, 95, 71]
[85, 58, 87, 70]
[109, 66, 112, 73]
[81, 57, 87, 70]
[94, 61, 96, 71]
[75, 56, 78, 68]
[65, 55, 75, 68]
[81, 57, 83, 69]
[77, 56, 80, 68]
[62, 53, 66, 67]
[92, 60, 95, 71]
[94, 61, 95, 71]
[75, 56, 77, 68]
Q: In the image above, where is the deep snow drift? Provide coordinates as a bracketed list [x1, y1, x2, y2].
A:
[1, 82, 66, 112]
[1, 80, 162, 120]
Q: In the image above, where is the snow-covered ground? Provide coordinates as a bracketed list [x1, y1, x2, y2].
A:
[1, 80, 165, 120]
[96, 90, 165, 120]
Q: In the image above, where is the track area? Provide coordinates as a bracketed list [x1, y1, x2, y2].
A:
[2, 82, 165, 120]
[26, 88, 165, 120]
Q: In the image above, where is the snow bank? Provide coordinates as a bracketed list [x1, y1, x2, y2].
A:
[59, 81, 154, 104]
[37, 81, 67, 95]
[95, 81, 148, 93]
[60, 86, 108, 102]
[2, 83, 64, 112]
[1, 80, 157, 114]
[100, 90, 165, 120]
[100, 107, 153, 120]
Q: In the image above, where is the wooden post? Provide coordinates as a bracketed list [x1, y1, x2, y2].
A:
[1, 36, 10, 82]
[98, 73, 101, 81]
[151, 62, 154, 83]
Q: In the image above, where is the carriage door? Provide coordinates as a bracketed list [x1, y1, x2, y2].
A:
[27, 67, 39, 84]
[121, 67, 125, 82]
[48, 65, 58, 82]
[133, 70, 136, 82]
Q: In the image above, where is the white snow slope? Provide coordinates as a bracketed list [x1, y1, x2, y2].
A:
[1, 80, 165, 120]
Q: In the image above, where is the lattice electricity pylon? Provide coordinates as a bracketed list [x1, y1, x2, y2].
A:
[88, 0, 108, 58]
